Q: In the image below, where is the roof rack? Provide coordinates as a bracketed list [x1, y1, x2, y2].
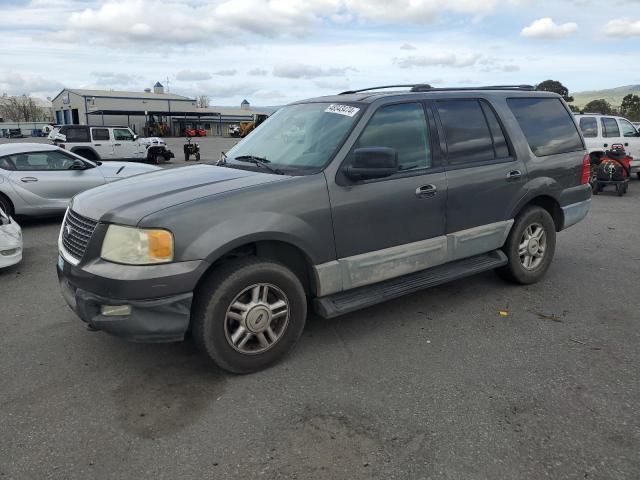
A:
[339, 84, 536, 95]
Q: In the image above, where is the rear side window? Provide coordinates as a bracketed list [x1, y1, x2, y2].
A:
[507, 98, 583, 157]
[436, 99, 509, 165]
[62, 127, 90, 142]
[92, 128, 110, 141]
[601, 118, 620, 138]
[579, 117, 598, 138]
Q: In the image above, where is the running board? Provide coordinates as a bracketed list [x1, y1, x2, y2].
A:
[314, 250, 507, 319]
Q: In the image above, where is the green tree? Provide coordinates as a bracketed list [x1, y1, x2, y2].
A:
[536, 80, 574, 103]
[583, 99, 613, 115]
[620, 94, 640, 121]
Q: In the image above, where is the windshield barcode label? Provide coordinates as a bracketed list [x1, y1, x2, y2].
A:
[325, 104, 360, 117]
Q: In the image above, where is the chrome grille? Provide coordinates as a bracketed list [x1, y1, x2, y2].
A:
[62, 209, 98, 261]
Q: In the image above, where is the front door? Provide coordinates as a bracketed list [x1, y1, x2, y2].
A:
[112, 128, 140, 159]
[6, 150, 105, 212]
[327, 102, 447, 290]
[617, 118, 640, 158]
[434, 98, 527, 260]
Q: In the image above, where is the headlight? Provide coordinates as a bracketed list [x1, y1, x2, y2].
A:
[101, 225, 174, 265]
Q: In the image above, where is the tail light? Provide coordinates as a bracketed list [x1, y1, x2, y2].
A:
[581, 153, 591, 185]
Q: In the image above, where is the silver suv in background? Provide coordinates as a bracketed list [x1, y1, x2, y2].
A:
[52, 125, 174, 164]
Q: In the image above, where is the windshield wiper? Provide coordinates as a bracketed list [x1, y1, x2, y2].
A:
[233, 155, 284, 175]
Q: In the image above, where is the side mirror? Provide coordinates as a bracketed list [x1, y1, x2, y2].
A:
[345, 147, 399, 181]
[70, 159, 87, 170]
[133, 134, 139, 141]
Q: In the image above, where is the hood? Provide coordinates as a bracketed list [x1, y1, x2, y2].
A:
[97, 161, 161, 180]
[71, 164, 287, 224]
[137, 137, 166, 146]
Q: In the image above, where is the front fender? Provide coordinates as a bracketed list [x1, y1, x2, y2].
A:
[185, 211, 321, 265]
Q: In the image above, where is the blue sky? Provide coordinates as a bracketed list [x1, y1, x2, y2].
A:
[0, 0, 639, 105]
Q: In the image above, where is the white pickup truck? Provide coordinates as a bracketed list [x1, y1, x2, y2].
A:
[574, 114, 640, 178]
[52, 125, 174, 164]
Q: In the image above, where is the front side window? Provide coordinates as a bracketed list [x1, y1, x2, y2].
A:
[437, 100, 496, 164]
[9, 151, 80, 171]
[224, 102, 363, 173]
[353, 103, 431, 171]
[92, 128, 110, 141]
[601, 118, 620, 138]
[507, 98, 583, 157]
[618, 119, 638, 138]
[579, 117, 598, 138]
[113, 128, 135, 141]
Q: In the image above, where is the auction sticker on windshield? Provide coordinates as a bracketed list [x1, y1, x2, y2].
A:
[325, 104, 360, 117]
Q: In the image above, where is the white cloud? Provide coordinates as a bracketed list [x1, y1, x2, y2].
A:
[214, 69, 237, 76]
[400, 43, 417, 50]
[248, 68, 269, 76]
[393, 53, 482, 68]
[521, 17, 578, 38]
[175, 70, 212, 81]
[0, 72, 64, 96]
[91, 71, 142, 86]
[273, 63, 353, 79]
[603, 19, 640, 37]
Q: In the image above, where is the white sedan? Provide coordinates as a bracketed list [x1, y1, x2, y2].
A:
[0, 143, 161, 217]
[0, 208, 22, 268]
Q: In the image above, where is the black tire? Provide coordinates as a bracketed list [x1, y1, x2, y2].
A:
[636, 173, 640, 180]
[496, 206, 556, 285]
[617, 184, 624, 196]
[192, 257, 307, 374]
[0, 193, 14, 218]
[184, 153, 190, 162]
[195, 152, 201, 161]
[148, 152, 159, 165]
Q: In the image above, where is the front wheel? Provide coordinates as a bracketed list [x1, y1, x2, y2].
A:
[192, 258, 307, 374]
[195, 152, 201, 161]
[496, 206, 556, 285]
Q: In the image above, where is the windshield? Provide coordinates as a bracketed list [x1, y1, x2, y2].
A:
[223, 102, 363, 173]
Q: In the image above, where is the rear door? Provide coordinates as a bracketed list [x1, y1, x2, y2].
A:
[6, 150, 105, 211]
[433, 98, 526, 259]
[601, 117, 624, 150]
[90, 127, 114, 159]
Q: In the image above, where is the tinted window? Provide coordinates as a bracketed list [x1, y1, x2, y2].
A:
[113, 128, 134, 141]
[579, 117, 598, 138]
[9, 151, 79, 171]
[437, 100, 495, 164]
[62, 127, 90, 142]
[618, 119, 637, 138]
[601, 118, 620, 138]
[507, 98, 583, 156]
[0, 156, 15, 171]
[92, 128, 110, 141]
[480, 101, 510, 158]
[355, 103, 431, 170]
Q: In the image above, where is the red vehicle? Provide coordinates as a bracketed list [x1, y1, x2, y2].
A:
[196, 128, 207, 137]
[184, 128, 197, 137]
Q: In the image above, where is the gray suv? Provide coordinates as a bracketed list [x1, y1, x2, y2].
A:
[57, 85, 592, 373]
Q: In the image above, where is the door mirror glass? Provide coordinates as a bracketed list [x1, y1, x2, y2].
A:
[70, 159, 87, 170]
[345, 147, 399, 181]
[133, 134, 139, 141]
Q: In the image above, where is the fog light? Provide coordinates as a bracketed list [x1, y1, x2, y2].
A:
[101, 305, 132, 316]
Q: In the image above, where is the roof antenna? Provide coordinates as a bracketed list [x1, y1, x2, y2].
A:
[165, 76, 171, 93]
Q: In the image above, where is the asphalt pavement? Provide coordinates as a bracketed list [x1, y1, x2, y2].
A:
[0, 137, 639, 479]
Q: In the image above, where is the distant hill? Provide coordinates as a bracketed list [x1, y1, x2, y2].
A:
[572, 85, 640, 108]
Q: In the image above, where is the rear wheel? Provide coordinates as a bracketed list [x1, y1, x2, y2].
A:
[497, 206, 556, 285]
[195, 152, 201, 161]
[192, 258, 307, 374]
[0, 194, 14, 218]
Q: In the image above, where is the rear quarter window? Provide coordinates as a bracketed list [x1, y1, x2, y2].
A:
[62, 128, 90, 142]
[507, 98, 583, 157]
[579, 117, 598, 138]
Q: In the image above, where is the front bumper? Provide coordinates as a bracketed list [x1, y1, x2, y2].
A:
[57, 254, 209, 342]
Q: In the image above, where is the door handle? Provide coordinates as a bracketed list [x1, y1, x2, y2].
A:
[416, 184, 437, 198]
[20, 177, 38, 183]
[94, 143, 102, 146]
[624, 143, 629, 147]
[506, 170, 522, 181]
[604, 143, 608, 148]
[114, 143, 121, 146]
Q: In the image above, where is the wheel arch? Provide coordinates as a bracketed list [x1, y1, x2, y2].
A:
[513, 194, 564, 232]
[195, 238, 318, 298]
[69, 146, 99, 161]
